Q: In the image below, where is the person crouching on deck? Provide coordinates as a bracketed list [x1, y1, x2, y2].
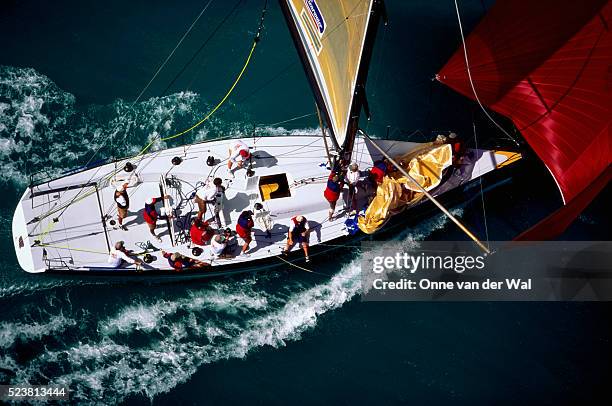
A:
[114, 183, 130, 231]
[108, 241, 141, 269]
[324, 166, 345, 221]
[282, 215, 311, 262]
[190, 218, 215, 246]
[227, 140, 251, 175]
[143, 195, 170, 243]
[235, 210, 254, 257]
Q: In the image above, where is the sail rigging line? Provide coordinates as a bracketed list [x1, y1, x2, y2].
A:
[451, 0, 520, 148]
[137, 0, 268, 157]
[161, 0, 244, 97]
[315, 104, 333, 168]
[47, 0, 217, 203]
[134, 0, 215, 103]
[46, 0, 261, 225]
[471, 111, 490, 249]
[360, 130, 491, 254]
[237, 61, 298, 104]
[366, 15, 388, 134]
[265, 112, 317, 127]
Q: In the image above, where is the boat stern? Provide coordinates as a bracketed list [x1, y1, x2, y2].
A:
[12, 190, 42, 273]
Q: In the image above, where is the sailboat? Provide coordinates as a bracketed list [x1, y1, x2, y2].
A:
[11, 0, 519, 275]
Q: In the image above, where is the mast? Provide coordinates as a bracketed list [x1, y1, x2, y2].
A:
[342, 0, 384, 164]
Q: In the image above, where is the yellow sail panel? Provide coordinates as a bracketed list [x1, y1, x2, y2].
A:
[284, 0, 374, 147]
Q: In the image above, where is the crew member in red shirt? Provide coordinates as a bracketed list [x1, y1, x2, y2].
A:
[190, 218, 215, 246]
[143, 195, 170, 242]
[235, 210, 254, 257]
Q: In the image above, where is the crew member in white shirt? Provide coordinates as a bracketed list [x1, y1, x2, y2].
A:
[107, 241, 141, 269]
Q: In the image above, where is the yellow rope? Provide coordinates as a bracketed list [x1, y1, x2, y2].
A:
[37, 218, 58, 244]
[39, 243, 152, 256]
[31, 3, 266, 248]
[137, 39, 259, 156]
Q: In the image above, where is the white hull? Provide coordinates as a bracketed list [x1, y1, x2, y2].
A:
[12, 135, 516, 274]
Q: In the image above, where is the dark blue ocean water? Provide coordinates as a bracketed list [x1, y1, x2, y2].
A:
[0, 1, 610, 404]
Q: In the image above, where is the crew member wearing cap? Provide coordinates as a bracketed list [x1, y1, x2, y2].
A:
[107, 241, 141, 269]
[227, 140, 251, 173]
[235, 210, 254, 257]
[114, 183, 130, 231]
[282, 215, 311, 262]
[210, 234, 228, 257]
[143, 195, 170, 242]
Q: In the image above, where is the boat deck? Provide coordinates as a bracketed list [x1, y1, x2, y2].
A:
[12, 135, 517, 274]
[13, 136, 379, 272]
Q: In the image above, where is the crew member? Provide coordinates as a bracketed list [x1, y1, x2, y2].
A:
[447, 132, 465, 165]
[227, 140, 251, 173]
[369, 159, 389, 185]
[194, 177, 225, 222]
[235, 210, 254, 256]
[143, 195, 170, 242]
[282, 215, 310, 262]
[324, 165, 344, 221]
[107, 241, 141, 269]
[161, 250, 207, 272]
[210, 234, 228, 257]
[114, 183, 130, 231]
[190, 218, 215, 246]
[345, 162, 361, 213]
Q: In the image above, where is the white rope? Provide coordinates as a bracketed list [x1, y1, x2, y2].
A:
[472, 119, 490, 249]
[453, 0, 519, 147]
[265, 112, 317, 127]
[134, 0, 214, 103]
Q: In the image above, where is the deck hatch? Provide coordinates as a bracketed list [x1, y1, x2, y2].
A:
[259, 174, 291, 201]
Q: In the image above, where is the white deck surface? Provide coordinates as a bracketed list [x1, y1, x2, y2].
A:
[12, 135, 513, 273]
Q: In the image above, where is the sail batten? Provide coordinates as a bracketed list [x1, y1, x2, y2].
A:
[279, 0, 379, 153]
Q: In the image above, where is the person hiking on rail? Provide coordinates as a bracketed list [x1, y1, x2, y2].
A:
[282, 215, 311, 262]
[114, 183, 130, 231]
[107, 241, 141, 269]
[161, 251, 208, 272]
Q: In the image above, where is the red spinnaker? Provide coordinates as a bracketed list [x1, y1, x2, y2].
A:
[438, 0, 612, 204]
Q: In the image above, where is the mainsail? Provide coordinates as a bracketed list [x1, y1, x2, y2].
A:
[279, 0, 382, 157]
[437, 0, 612, 205]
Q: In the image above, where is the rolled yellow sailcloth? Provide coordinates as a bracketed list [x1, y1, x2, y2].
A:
[358, 144, 453, 234]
